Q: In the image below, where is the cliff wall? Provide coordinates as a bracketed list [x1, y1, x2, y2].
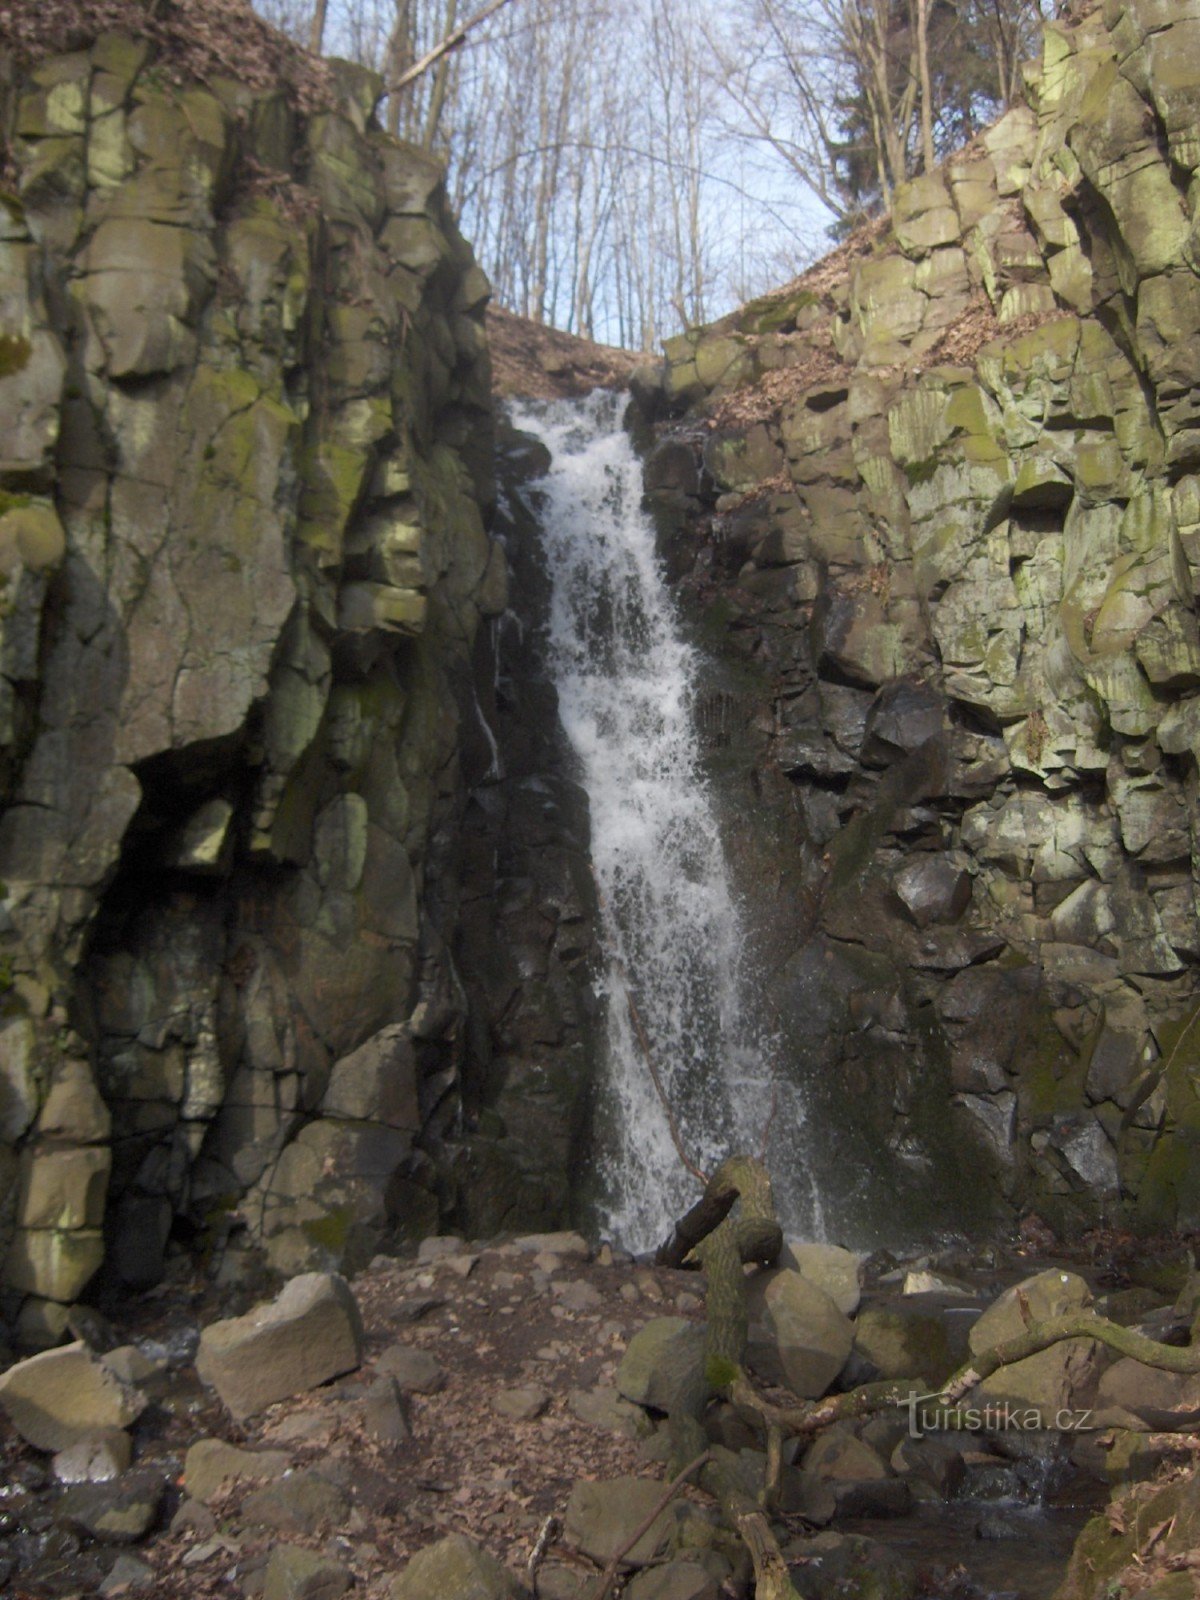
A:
[634, 0, 1200, 1241]
[0, 21, 596, 1340]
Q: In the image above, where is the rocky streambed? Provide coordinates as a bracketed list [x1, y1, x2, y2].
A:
[1, 1227, 1198, 1600]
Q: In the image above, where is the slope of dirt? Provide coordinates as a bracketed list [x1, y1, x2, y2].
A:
[487, 306, 640, 400]
[0, 0, 331, 109]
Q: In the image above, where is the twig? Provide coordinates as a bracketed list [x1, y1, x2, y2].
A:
[626, 986, 709, 1187]
[389, 0, 516, 91]
[527, 1513, 559, 1597]
[586, 1452, 711, 1600]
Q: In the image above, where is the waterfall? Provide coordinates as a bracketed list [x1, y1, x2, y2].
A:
[510, 390, 812, 1253]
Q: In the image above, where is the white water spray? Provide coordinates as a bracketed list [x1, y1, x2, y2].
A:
[511, 390, 800, 1252]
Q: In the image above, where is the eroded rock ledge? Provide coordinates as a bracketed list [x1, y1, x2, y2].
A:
[632, 0, 1200, 1241]
[0, 27, 596, 1337]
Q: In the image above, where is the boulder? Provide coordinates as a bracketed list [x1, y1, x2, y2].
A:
[1094, 1359, 1200, 1431]
[616, 1317, 703, 1410]
[56, 1469, 166, 1542]
[492, 1384, 550, 1421]
[242, 1470, 351, 1534]
[196, 1272, 363, 1419]
[624, 1563, 720, 1600]
[361, 1375, 412, 1444]
[968, 1269, 1098, 1422]
[389, 1533, 521, 1599]
[783, 1241, 865, 1316]
[568, 1385, 654, 1439]
[801, 1426, 890, 1483]
[263, 1544, 353, 1600]
[746, 1271, 853, 1397]
[564, 1475, 674, 1566]
[52, 1428, 132, 1483]
[851, 1303, 954, 1385]
[375, 1341, 445, 1393]
[184, 1438, 291, 1503]
[0, 1341, 145, 1451]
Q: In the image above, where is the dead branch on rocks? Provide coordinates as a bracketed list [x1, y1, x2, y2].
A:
[586, 1451, 711, 1600]
[528, 1513, 559, 1597]
[654, 1156, 1200, 1600]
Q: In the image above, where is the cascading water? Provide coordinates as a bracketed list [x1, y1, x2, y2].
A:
[510, 390, 818, 1252]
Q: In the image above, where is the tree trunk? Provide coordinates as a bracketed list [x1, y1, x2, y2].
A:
[309, 0, 329, 55]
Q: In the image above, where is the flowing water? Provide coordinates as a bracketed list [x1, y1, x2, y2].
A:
[510, 391, 816, 1252]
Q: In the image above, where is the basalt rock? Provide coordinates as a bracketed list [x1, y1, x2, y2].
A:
[0, 20, 598, 1322]
[632, 0, 1200, 1243]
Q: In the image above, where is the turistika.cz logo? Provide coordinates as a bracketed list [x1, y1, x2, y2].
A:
[905, 1392, 1095, 1439]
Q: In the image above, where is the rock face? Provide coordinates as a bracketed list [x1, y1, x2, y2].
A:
[0, 22, 597, 1318]
[634, 0, 1200, 1241]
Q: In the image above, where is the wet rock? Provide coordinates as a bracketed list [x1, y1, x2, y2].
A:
[0, 1341, 145, 1451]
[851, 1303, 954, 1385]
[183, 1438, 291, 1503]
[890, 1435, 966, 1498]
[831, 1478, 913, 1517]
[564, 1475, 674, 1566]
[790, 1531, 916, 1600]
[861, 680, 945, 764]
[57, 1469, 166, 1542]
[891, 857, 972, 927]
[1048, 1115, 1120, 1193]
[263, 1544, 353, 1600]
[375, 1341, 445, 1393]
[389, 1532, 521, 1598]
[101, 1346, 163, 1388]
[196, 1272, 363, 1420]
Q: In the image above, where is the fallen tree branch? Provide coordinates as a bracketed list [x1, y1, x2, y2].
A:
[388, 0, 515, 93]
[656, 1180, 739, 1268]
[527, 1513, 559, 1597]
[586, 1451, 710, 1600]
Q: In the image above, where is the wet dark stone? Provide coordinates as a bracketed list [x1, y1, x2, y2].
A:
[892, 856, 972, 927]
[832, 1477, 914, 1518]
[862, 680, 946, 764]
[56, 1469, 166, 1543]
[644, 438, 699, 497]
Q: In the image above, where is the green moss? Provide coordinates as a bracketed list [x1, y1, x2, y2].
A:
[903, 455, 940, 486]
[704, 1353, 739, 1390]
[742, 287, 819, 334]
[302, 1207, 352, 1252]
[0, 492, 32, 518]
[0, 334, 32, 378]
